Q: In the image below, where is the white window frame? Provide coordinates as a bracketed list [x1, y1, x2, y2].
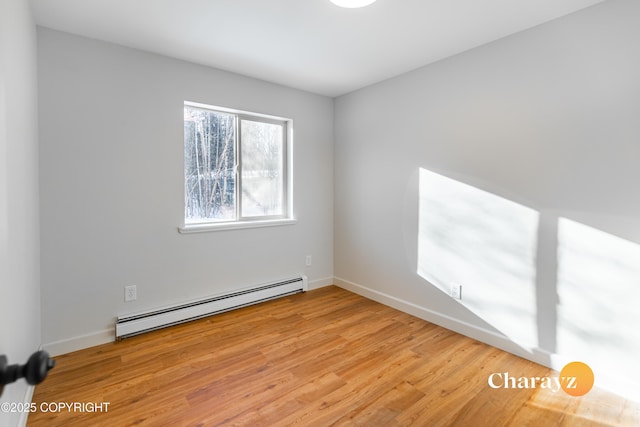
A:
[179, 101, 295, 233]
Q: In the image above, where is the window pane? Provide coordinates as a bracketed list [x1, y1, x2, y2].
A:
[184, 106, 236, 222]
[240, 120, 285, 217]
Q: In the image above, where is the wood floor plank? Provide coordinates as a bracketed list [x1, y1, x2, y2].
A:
[27, 286, 639, 426]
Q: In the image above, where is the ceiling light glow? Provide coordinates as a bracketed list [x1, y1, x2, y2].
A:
[330, 0, 377, 8]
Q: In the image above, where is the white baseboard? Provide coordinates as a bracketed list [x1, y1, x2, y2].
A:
[42, 329, 115, 357]
[333, 276, 553, 370]
[18, 384, 35, 427]
[333, 278, 640, 401]
[308, 276, 333, 290]
[41, 277, 543, 366]
[36, 277, 638, 402]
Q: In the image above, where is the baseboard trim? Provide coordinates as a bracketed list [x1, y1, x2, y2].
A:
[17, 384, 35, 427]
[18, 346, 43, 426]
[43, 328, 115, 357]
[40, 277, 544, 364]
[333, 276, 552, 369]
[308, 277, 333, 290]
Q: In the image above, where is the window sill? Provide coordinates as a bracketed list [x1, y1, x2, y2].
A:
[178, 218, 297, 234]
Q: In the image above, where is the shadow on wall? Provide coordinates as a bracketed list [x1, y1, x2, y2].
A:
[417, 167, 640, 402]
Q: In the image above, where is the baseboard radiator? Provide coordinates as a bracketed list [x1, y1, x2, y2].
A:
[115, 275, 307, 339]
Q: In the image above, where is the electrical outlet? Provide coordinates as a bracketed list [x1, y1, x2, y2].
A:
[450, 284, 462, 300]
[305, 255, 312, 266]
[124, 285, 137, 302]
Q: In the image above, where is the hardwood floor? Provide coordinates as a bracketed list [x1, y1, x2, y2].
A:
[28, 286, 638, 426]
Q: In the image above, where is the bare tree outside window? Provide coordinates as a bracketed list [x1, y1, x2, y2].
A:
[184, 107, 236, 222]
[184, 103, 289, 225]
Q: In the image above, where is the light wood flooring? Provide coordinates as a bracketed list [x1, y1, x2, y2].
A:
[29, 286, 639, 426]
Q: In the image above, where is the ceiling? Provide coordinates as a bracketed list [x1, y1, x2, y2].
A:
[30, 0, 605, 97]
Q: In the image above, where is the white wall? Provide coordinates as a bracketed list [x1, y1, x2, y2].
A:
[334, 0, 640, 399]
[0, 0, 41, 425]
[37, 28, 334, 354]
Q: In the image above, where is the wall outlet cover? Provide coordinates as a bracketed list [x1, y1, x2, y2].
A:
[125, 285, 137, 302]
[450, 284, 462, 300]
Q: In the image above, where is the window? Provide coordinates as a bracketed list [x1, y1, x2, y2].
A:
[182, 102, 293, 231]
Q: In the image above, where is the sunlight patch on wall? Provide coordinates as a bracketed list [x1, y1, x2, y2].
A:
[417, 168, 539, 348]
[557, 218, 640, 401]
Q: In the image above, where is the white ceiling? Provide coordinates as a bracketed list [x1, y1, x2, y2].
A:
[30, 0, 606, 97]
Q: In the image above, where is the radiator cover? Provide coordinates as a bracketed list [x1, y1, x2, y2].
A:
[115, 276, 307, 339]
